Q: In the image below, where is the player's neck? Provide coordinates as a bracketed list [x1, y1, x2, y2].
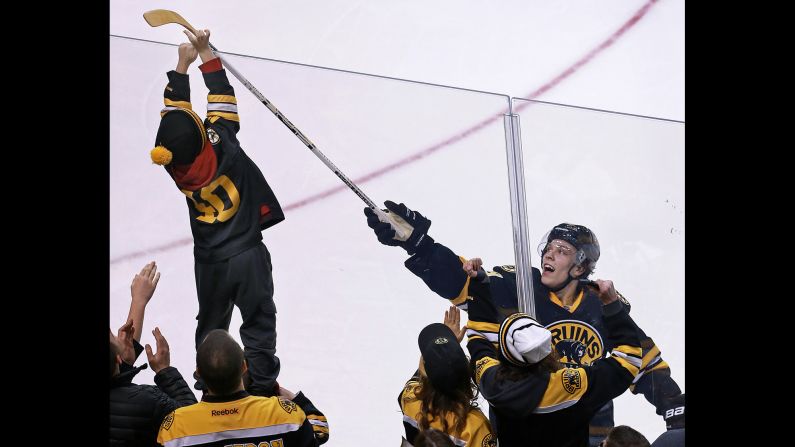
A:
[557, 281, 579, 306]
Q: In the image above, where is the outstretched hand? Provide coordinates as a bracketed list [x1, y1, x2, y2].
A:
[115, 320, 136, 365]
[443, 305, 466, 343]
[131, 261, 161, 306]
[145, 327, 171, 373]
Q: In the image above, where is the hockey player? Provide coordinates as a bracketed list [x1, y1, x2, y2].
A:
[364, 201, 684, 444]
[150, 28, 284, 397]
[399, 306, 496, 447]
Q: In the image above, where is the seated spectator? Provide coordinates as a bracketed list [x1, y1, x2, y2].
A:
[158, 329, 328, 446]
[399, 306, 496, 447]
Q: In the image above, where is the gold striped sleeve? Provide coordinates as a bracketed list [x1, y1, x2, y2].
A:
[207, 111, 240, 122]
[610, 345, 642, 377]
[207, 94, 237, 104]
[535, 367, 589, 413]
[474, 356, 500, 385]
[640, 345, 661, 369]
[446, 256, 473, 306]
[308, 414, 329, 434]
[207, 93, 239, 123]
[465, 320, 499, 345]
[466, 321, 499, 334]
[164, 99, 192, 109]
[645, 359, 669, 373]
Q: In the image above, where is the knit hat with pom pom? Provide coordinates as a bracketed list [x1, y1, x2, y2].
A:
[151, 108, 206, 165]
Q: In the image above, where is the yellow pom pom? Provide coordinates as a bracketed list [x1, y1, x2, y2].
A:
[150, 146, 173, 165]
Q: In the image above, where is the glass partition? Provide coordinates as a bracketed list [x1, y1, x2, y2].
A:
[513, 98, 684, 440]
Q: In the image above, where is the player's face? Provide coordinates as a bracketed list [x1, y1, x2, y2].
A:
[540, 239, 577, 288]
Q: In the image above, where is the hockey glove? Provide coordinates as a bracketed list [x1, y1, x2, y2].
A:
[661, 393, 685, 430]
[364, 200, 434, 255]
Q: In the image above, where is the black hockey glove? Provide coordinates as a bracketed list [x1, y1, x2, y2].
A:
[660, 393, 685, 430]
[364, 200, 434, 255]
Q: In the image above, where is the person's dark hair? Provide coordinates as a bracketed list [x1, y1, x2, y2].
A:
[196, 330, 245, 395]
[414, 428, 455, 447]
[604, 425, 650, 447]
[414, 363, 479, 438]
[495, 349, 562, 382]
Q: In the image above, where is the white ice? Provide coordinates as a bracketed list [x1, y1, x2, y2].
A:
[110, 1, 684, 444]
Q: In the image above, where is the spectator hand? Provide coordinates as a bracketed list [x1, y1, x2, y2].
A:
[116, 319, 136, 365]
[131, 261, 161, 305]
[443, 305, 466, 343]
[145, 327, 171, 373]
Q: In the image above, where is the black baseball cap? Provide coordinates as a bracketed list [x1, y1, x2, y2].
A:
[418, 323, 470, 394]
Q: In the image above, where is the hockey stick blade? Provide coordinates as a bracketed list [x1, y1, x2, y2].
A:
[143, 9, 198, 34]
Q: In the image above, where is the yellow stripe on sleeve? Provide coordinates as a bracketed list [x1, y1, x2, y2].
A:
[207, 111, 240, 122]
[474, 356, 499, 385]
[164, 99, 192, 109]
[207, 94, 237, 104]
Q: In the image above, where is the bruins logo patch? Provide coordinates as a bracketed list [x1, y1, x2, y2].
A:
[561, 368, 582, 394]
[161, 411, 174, 431]
[482, 433, 497, 447]
[207, 127, 220, 145]
[498, 265, 516, 273]
[546, 319, 604, 366]
[402, 382, 419, 404]
[278, 397, 297, 414]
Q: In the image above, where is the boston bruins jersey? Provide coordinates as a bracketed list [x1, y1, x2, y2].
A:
[157, 391, 317, 447]
[398, 370, 496, 447]
[161, 64, 285, 263]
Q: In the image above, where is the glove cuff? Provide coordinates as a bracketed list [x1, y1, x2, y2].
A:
[406, 233, 434, 256]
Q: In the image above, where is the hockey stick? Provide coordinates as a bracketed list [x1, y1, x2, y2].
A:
[143, 9, 408, 239]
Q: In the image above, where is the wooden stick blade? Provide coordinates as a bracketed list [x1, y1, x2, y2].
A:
[143, 9, 197, 34]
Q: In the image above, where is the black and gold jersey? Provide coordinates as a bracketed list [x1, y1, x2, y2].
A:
[157, 391, 317, 447]
[398, 372, 496, 447]
[160, 62, 284, 263]
[466, 301, 643, 446]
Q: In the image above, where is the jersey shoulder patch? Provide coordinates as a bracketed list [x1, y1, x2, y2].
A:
[495, 265, 516, 274]
[278, 397, 297, 414]
[160, 411, 174, 431]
